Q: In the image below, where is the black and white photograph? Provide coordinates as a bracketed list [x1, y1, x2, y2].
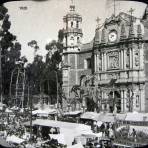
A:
[0, 0, 148, 147]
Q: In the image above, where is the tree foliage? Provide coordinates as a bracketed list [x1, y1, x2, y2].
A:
[0, 6, 23, 104]
[44, 39, 63, 104]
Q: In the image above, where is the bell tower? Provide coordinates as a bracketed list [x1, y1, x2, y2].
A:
[62, 0, 83, 101]
[63, 0, 83, 52]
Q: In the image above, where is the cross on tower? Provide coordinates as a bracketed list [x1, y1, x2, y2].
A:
[70, 0, 75, 11]
[71, 0, 74, 5]
[129, 8, 135, 16]
[129, 8, 135, 23]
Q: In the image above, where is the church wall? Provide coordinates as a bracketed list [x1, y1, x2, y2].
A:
[145, 82, 148, 112]
[77, 52, 92, 69]
[144, 42, 148, 112]
[69, 54, 75, 69]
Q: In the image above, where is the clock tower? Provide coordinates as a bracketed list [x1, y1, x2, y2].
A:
[62, 0, 83, 99]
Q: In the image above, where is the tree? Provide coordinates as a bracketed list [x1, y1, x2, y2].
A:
[0, 6, 23, 104]
[58, 29, 64, 43]
[28, 40, 39, 55]
[26, 55, 45, 95]
[44, 29, 64, 105]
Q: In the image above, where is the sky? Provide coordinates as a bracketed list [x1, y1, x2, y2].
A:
[4, 0, 147, 62]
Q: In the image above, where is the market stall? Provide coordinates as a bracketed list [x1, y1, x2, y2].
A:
[32, 108, 57, 117]
[24, 119, 92, 146]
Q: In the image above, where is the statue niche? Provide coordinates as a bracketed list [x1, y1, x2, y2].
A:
[108, 51, 119, 70]
[126, 50, 130, 68]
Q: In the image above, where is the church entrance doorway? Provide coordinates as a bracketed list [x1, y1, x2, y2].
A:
[86, 97, 96, 112]
[108, 90, 121, 113]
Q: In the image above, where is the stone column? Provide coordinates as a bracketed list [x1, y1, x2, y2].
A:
[123, 49, 126, 69]
[104, 52, 107, 71]
[75, 54, 78, 84]
[140, 84, 145, 112]
[130, 48, 133, 69]
[103, 53, 105, 71]
[95, 54, 98, 72]
[120, 90, 124, 113]
[140, 46, 144, 69]
[68, 55, 70, 98]
[139, 88, 142, 112]
[123, 89, 127, 112]
[121, 50, 123, 69]
[129, 88, 134, 112]
[101, 53, 104, 71]
[123, 90, 126, 112]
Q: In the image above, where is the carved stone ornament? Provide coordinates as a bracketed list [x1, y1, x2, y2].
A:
[101, 28, 105, 43]
[137, 24, 142, 38]
[120, 24, 126, 39]
[108, 51, 119, 69]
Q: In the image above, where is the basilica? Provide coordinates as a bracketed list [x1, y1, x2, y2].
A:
[62, 2, 148, 113]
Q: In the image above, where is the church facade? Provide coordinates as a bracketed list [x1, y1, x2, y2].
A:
[62, 3, 148, 113]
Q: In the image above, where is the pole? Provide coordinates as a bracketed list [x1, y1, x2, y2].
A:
[0, 37, 2, 103]
[27, 83, 29, 109]
[55, 70, 58, 121]
[55, 71, 59, 109]
[29, 84, 33, 143]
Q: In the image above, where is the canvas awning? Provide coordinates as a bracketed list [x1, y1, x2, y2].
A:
[125, 112, 148, 122]
[24, 119, 92, 146]
[101, 115, 115, 123]
[80, 112, 100, 121]
[64, 110, 82, 116]
[32, 108, 57, 116]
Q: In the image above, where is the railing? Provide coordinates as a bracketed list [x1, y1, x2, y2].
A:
[113, 139, 148, 147]
[64, 28, 82, 34]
